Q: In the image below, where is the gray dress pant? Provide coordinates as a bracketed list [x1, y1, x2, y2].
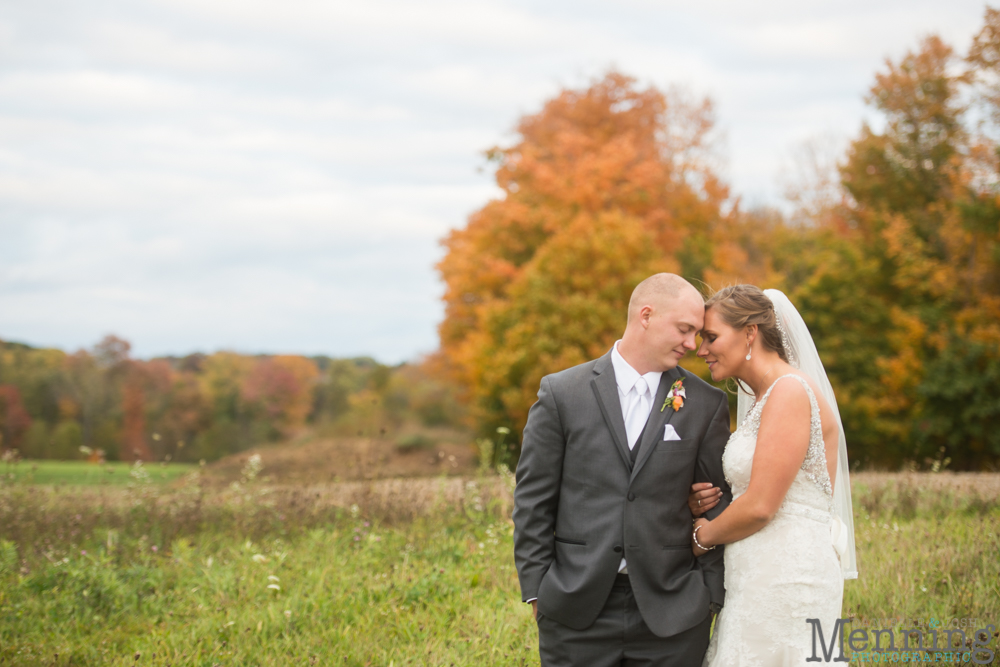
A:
[537, 574, 713, 667]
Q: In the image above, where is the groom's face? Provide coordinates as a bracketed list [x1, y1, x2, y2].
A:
[645, 293, 704, 371]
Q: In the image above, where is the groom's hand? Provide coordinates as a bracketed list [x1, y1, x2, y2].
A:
[531, 600, 538, 620]
[688, 482, 722, 517]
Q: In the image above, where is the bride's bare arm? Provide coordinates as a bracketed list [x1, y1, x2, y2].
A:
[692, 378, 811, 554]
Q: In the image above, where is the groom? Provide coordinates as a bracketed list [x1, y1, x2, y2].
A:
[513, 273, 733, 666]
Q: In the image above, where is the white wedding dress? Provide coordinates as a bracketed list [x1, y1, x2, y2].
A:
[702, 374, 844, 667]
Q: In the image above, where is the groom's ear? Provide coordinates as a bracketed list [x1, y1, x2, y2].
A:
[637, 305, 653, 328]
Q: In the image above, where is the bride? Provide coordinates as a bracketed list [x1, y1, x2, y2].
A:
[686, 285, 858, 666]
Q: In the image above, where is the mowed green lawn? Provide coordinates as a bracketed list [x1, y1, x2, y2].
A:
[0, 472, 997, 666]
[2, 460, 198, 486]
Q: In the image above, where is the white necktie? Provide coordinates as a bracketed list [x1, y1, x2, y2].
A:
[624, 377, 649, 450]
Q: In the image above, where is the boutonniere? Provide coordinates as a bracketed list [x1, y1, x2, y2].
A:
[660, 377, 687, 412]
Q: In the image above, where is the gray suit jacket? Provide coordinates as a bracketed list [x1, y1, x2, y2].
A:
[512, 350, 733, 637]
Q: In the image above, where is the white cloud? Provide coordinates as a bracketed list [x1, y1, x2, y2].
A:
[150, 0, 559, 50]
[89, 20, 287, 73]
[0, 70, 195, 111]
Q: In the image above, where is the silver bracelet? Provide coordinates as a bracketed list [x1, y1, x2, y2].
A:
[693, 524, 715, 551]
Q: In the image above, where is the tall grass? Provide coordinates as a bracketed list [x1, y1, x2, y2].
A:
[0, 469, 997, 665]
[0, 462, 524, 666]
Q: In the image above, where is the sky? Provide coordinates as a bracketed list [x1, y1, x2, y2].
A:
[0, 0, 990, 363]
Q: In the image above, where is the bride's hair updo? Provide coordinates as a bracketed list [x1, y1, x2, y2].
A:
[704, 285, 789, 364]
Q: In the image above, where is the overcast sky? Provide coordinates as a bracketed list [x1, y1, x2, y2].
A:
[0, 0, 989, 363]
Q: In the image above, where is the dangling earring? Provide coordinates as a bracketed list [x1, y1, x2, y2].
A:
[745, 341, 752, 361]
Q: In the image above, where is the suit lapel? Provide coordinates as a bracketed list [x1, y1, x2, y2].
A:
[590, 352, 632, 471]
[630, 366, 681, 485]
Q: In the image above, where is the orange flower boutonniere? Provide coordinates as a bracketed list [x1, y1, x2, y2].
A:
[660, 377, 687, 412]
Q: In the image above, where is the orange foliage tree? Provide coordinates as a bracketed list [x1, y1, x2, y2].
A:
[437, 73, 756, 447]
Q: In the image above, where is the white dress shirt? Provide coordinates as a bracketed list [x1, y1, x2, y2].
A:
[611, 340, 663, 573]
[611, 341, 663, 448]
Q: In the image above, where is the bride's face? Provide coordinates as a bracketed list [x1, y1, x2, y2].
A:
[697, 307, 743, 381]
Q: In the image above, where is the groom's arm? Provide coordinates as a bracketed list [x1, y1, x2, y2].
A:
[512, 375, 565, 603]
[694, 392, 733, 611]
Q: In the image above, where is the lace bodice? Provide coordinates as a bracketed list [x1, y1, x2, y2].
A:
[723, 374, 833, 518]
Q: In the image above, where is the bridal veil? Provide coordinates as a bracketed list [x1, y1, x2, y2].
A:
[735, 289, 859, 580]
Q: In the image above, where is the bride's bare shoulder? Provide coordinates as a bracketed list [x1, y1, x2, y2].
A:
[785, 372, 835, 422]
[759, 375, 812, 423]
[762, 373, 838, 441]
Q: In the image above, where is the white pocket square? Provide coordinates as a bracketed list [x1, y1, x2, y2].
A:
[663, 424, 681, 441]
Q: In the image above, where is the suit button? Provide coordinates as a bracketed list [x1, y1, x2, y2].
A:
[613, 545, 623, 553]
[627, 493, 635, 501]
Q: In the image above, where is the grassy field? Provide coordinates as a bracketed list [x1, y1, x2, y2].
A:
[1, 459, 199, 487]
[0, 467, 998, 665]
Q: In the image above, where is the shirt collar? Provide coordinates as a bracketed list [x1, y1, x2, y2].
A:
[611, 340, 663, 395]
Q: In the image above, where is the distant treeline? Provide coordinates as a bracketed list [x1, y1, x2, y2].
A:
[0, 337, 464, 462]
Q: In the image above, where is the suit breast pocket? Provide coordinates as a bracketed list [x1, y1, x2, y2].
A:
[656, 438, 697, 452]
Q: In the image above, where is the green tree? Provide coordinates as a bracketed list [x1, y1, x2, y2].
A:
[50, 420, 83, 460]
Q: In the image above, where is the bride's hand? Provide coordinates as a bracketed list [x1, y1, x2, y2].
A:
[691, 517, 711, 556]
[688, 482, 722, 517]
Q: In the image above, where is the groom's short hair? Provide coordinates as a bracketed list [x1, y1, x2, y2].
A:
[627, 273, 699, 324]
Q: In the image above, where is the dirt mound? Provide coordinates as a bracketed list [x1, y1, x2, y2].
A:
[199, 428, 478, 486]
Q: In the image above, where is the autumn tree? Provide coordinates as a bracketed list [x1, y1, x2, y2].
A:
[437, 73, 752, 449]
[121, 374, 151, 462]
[0, 341, 64, 425]
[154, 367, 209, 461]
[810, 26, 1000, 467]
[241, 355, 320, 437]
[312, 358, 373, 422]
[199, 352, 253, 421]
[55, 336, 132, 459]
[0, 385, 31, 452]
